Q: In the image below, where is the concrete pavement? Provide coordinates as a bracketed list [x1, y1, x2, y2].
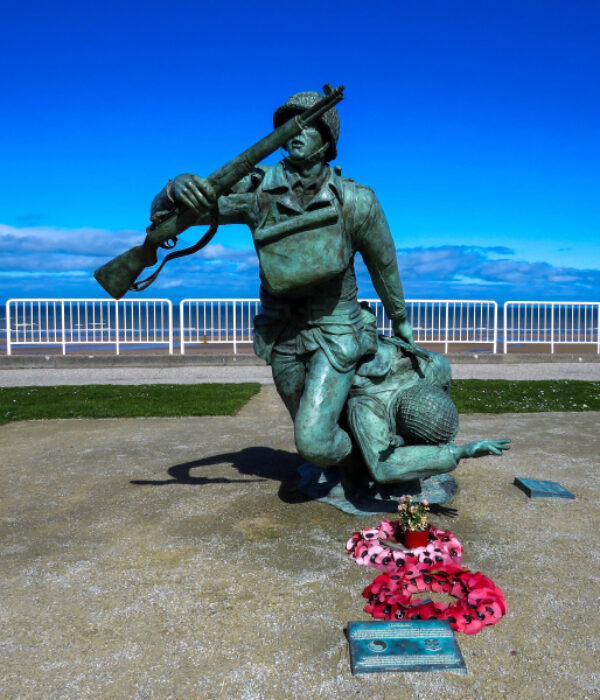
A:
[1, 384, 598, 698]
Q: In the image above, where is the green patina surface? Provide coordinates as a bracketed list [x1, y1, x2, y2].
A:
[89, 87, 526, 507]
[94, 87, 418, 499]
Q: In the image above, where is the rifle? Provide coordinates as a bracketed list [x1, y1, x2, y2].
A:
[94, 84, 345, 299]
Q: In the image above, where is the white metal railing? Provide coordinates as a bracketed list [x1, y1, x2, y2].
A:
[179, 299, 261, 355]
[5, 299, 173, 355]
[363, 299, 498, 354]
[503, 301, 600, 354]
[5, 297, 600, 355]
[179, 298, 498, 354]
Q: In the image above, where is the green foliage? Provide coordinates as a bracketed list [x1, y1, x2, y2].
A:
[451, 379, 600, 414]
[397, 494, 430, 531]
[0, 383, 261, 425]
[1, 380, 598, 425]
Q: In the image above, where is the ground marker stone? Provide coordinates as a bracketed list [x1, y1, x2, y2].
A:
[514, 477, 575, 499]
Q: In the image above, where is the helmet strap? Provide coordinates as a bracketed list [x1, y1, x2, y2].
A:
[282, 142, 330, 171]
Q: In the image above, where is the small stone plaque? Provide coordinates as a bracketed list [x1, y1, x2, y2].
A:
[347, 620, 466, 674]
[514, 477, 575, 499]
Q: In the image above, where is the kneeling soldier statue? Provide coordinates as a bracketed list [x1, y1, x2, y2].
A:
[94, 86, 508, 513]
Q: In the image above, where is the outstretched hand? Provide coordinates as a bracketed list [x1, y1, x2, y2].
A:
[170, 174, 217, 215]
[460, 439, 511, 459]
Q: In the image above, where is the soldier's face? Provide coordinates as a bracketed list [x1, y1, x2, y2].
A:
[285, 127, 324, 160]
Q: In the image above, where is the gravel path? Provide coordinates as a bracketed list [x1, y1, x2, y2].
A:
[1, 361, 599, 386]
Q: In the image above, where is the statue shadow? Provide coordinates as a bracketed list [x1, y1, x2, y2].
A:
[130, 446, 309, 504]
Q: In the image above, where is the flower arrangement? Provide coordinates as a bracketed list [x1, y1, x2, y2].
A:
[346, 519, 463, 571]
[397, 494, 429, 532]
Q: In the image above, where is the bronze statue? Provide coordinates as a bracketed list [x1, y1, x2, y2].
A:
[96, 87, 415, 474]
[94, 86, 509, 514]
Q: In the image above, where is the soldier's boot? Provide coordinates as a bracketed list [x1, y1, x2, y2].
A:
[327, 449, 370, 502]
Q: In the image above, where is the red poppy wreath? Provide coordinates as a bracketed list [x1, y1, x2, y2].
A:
[347, 520, 463, 572]
[363, 561, 506, 635]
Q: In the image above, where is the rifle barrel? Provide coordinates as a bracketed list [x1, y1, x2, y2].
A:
[207, 85, 344, 195]
[147, 84, 345, 239]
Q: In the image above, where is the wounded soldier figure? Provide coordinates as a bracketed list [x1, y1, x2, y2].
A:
[299, 305, 510, 514]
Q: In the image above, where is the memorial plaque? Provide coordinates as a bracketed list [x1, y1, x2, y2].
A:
[347, 620, 466, 674]
[514, 477, 575, 499]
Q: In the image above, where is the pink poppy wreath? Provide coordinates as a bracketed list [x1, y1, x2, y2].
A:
[347, 520, 463, 572]
[363, 562, 506, 635]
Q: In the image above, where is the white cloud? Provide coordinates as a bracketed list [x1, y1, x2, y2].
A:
[358, 244, 600, 300]
[1, 224, 598, 302]
[0, 223, 142, 256]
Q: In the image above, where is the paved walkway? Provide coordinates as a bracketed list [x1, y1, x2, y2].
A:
[1, 361, 599, 386]
[1, 384, 598, 698]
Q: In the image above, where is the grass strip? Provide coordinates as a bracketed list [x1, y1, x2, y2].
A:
[1, 380, 599, 425]
[451, 379, 600, 413]
[0, 383, 261, 425]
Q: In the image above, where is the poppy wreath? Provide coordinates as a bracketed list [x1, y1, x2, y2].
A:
[346, 520, 463, 572]
[363, 561, 506, 635]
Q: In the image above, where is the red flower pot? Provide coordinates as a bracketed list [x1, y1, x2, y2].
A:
[403, 530, 429, 548]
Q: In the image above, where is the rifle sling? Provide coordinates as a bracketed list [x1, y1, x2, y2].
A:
[131, 205, 220, 292]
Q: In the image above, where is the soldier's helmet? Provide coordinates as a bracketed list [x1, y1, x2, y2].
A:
[395, 382, 459, 445]
[273, 91, 340, 162]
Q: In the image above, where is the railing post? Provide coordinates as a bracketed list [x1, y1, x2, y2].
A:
[503, 303, 508, 354]
[493, 302, 498, 354]
[550, 303, 555, 354]
[180, 300, 186, 355]
[168, 301, 173, 355]
[6, 301, 11, 355]
[444, 302, 449, 354]
[232, 301, 237, 355]
[115, 300, 120, 356]
[61, 301, 66, 355]
[597, 303, 600, 355]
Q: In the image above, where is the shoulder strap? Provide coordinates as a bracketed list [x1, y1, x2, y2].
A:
[341, 178, 357, 233]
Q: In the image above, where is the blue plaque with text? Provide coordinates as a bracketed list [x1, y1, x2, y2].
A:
[514, 478, 575, 499]
[347, 620, 466, 674]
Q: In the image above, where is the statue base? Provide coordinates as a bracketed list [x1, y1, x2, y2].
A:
[297, 463, 458, 516]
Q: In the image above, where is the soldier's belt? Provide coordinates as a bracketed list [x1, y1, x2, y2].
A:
[260, 297, 359, 322]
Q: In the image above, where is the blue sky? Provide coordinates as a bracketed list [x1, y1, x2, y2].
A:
[1, 0, 598, 303]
